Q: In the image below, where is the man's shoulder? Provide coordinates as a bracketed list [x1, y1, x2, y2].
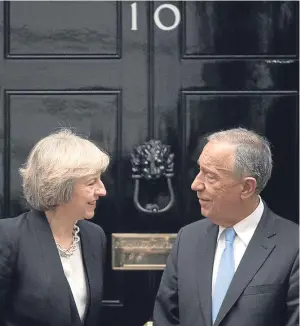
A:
[271, 211, 299, 225]
[272, 212, 299, 243]
[180, 218, 212, 238]
[274, 213, 298, 228]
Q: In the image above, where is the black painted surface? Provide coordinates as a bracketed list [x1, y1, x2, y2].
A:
[0, 2, 298, 326]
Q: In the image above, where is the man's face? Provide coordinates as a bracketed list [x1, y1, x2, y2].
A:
[191, 141, 244, 226]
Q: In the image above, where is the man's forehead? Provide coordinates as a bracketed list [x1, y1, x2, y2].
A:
[198, 142, 235, 170]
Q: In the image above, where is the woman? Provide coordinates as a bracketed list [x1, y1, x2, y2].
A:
[0, 129, 109, 326]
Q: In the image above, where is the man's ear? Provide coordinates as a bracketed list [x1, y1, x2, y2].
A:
[241, 177, 257, 199]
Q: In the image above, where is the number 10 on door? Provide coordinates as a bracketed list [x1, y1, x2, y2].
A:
[131, 3, 181, 31]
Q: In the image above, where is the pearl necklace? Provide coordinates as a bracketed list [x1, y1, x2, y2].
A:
[56, 223, 80, 258]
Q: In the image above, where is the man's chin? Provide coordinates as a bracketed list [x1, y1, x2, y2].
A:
[200, 207, 210, 218]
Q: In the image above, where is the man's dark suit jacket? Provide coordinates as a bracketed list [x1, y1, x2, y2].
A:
[0, 209, 107, 326]
[153, 204, 299, 326]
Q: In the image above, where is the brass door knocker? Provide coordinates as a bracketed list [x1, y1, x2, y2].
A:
[131, 140, 175, 214]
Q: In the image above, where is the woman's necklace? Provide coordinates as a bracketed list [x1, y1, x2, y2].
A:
[56, 223, 80, 258]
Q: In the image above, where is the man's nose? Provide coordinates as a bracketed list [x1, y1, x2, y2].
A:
[191, 176, 205, 192]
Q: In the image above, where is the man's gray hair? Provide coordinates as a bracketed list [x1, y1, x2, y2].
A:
[207, 128, 272, 193]
[19, 128, 110, 211]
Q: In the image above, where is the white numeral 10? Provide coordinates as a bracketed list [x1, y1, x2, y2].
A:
[131, 3, 181, 31]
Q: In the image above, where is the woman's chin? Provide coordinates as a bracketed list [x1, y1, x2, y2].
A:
[84, 212, 95, 219]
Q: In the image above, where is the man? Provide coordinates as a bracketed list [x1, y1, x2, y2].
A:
[153, 128, 298, 326]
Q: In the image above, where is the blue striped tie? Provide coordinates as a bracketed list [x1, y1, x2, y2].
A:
[212, 227, 236, 323]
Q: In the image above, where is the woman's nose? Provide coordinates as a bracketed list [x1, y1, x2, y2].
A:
[95, 181, 107, 196]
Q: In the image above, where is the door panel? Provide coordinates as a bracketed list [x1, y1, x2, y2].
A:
[7, 2, 120, 57]
[183, 1, 298, 57]
[0, 2, 298, 326]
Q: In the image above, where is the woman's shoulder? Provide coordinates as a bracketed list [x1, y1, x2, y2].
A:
[78, 220, 106, 238]
[0, 212, 28, 235]
[78, 220, 107, 249]
[0, 212, 28, 255]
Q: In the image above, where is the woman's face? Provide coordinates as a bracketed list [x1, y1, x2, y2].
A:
[64, 174, 107, 220]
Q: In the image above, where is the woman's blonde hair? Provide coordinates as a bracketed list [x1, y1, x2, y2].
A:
[19, 129, 110, 211]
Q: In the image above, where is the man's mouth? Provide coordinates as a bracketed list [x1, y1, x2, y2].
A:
[198, 198, 210, 201]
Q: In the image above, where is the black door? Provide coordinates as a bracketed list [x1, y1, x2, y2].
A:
[0, 2, 298, 326]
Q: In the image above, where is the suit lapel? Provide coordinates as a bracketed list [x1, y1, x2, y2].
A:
[214, 207, 276, 326]
[29, 210, 72, 326]
[197, 221, 219, 326]
[78, 221, 100, 326]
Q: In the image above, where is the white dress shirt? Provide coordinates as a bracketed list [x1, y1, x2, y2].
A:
[59, 241, 88, 321]
[212, 197, 264, 295]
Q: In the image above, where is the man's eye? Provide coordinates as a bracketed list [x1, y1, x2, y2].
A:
[88, 181, 96, 186]
[206, 173, 215, 180]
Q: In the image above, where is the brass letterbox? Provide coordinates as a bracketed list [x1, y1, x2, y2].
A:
[112, 233, 177, 270]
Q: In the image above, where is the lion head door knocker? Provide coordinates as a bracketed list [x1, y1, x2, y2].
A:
[131, 140, 175, 214]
